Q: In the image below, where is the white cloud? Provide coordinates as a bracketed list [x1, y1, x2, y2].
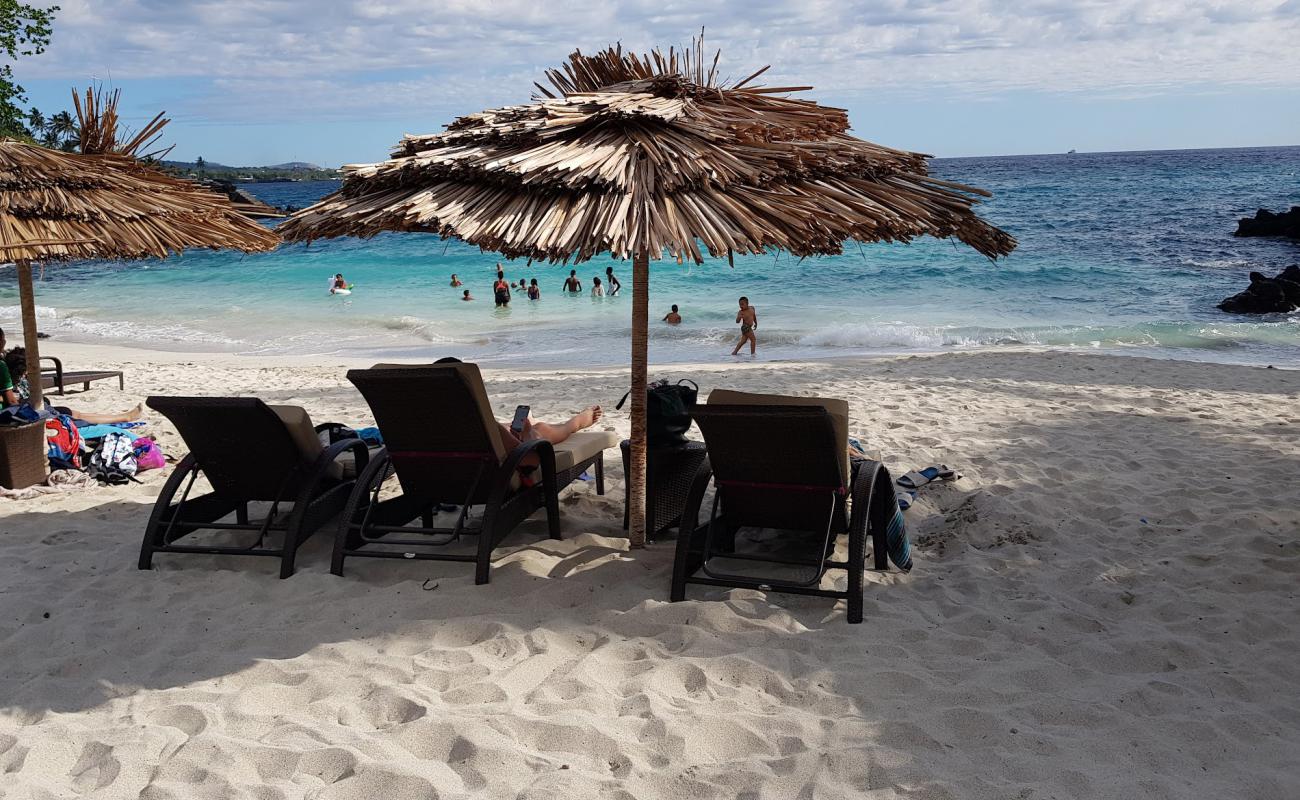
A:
[21, 0, 1300, 124]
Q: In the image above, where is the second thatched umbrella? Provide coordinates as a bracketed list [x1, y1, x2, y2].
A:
[279, 42, 1017, 547]
[1, 89, 279, 408]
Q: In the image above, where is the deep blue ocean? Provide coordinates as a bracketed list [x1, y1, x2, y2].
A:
[2, 146, 1298, 367]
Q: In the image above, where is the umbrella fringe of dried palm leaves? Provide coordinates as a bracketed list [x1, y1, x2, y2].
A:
[73, 85, 173, 161]
[280, 40, 1016, 264]
[0, 130, 279, 263]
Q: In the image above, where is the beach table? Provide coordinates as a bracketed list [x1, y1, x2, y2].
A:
[621, 439, 708, 541]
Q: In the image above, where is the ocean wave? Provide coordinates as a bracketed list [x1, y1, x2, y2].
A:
[797, 323, 988, 349]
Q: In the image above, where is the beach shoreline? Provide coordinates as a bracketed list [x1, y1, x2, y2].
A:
[1, 347, 1297, 797]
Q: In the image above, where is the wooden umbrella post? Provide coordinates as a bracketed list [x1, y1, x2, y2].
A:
[627, 250, 650, 548]
[14, 260, 43, 409]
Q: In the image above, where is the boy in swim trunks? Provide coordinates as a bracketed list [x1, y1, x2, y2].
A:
[731, 296, 757, 356]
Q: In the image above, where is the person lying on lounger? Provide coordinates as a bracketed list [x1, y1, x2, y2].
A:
[2, 348, 142, 424]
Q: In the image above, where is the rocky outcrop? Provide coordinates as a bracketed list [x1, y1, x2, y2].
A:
[1234, 207, 1300, 239]
[1218, 265, 1300, 314]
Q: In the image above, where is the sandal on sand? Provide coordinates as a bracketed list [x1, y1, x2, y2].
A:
[897, 464, 955, 491]
[895, 489, 916, 511]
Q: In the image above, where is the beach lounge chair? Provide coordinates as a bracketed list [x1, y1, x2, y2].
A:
[335, 362, 617, 584]
[139, 397, 368, 578]
[670, 389, 896, 624]
[40, 356, 124, 394]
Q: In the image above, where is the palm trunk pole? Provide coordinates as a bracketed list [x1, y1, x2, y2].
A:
[627, 250, 650, 548]
[15, 260, 43, 409]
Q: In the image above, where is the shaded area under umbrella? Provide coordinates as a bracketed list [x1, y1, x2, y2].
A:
[278, 40, 1016, 547]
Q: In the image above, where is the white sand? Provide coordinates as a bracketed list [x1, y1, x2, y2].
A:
[1, 345, 1297, 799]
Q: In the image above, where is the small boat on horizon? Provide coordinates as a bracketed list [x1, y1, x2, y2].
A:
[1067, 149, 1077, 154]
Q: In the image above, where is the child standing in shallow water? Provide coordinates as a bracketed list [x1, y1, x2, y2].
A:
[731, 296, 757, 356]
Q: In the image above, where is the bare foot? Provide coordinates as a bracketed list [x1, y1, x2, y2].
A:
[574, 405, 601, 430]
[124, 404, 143, 422]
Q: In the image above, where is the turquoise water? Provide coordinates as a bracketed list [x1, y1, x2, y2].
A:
[2, 146, 1298, 367]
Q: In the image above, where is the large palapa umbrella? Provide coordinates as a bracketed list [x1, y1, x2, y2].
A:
[1, 89, 279, 408]
[278, 41, 1016, 547]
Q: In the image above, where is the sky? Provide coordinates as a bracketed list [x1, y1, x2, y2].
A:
[12, 0, 1300, 167]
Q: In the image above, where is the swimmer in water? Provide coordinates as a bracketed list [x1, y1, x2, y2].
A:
[663, 304, 681, 324]
[330, 273, 348, 294]
[562, 270, 582, 293]
[528, 278, 541, 300]
[462, 289, 473, 301]
[591, 277, 604, 297]
[450, 274, 463, 287]
[605, 267, 622, 296]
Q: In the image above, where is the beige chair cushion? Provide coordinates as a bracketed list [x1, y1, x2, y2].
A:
[552, 430, 619, 472]
[268, 404, 344, 480]
[707, 388, 850, 483]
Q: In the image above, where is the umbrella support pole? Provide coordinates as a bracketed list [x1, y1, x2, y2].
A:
[627, 250, 650, 548]
[15, 259, 43, 409]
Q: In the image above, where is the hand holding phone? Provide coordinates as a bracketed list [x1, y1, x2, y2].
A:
[510, 405, 531, 435]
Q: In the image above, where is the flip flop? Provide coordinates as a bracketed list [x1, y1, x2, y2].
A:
[897, 464, 955, 491]
[895, 489, 916, 511]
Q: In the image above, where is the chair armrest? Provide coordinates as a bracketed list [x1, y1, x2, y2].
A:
[491, 438, 557, 505]
[848, 459, 889, 571]
[40, 356, 64, 377]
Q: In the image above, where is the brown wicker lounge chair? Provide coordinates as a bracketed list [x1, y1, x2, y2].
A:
[336, 362, 616, 584]
[670, 390, 893, 624]
[139, 397, 368, 578]
[40, 356, 124, 394]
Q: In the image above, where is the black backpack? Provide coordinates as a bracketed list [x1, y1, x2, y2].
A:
[616, 379, 698, 448]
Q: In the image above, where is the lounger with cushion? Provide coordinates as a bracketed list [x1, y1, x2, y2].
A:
[139, 397, 368, 578]
[336, 362, 617, 584]
[670, 389, 898, 623]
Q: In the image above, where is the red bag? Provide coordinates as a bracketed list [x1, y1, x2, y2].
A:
[45, 413, 83, 469]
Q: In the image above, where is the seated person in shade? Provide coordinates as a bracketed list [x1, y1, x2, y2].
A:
[2, 347, 142, 424]
[528, 278, 541, 300]
[461, 289, 474, 301]
[450, 273, 463, 287]
[663, 304, 682, 324]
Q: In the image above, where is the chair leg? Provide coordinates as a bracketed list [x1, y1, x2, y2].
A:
[595, 453, 605, 495]
[546, 484, 562, 541]
[670, 522, 697, 602]
[280, 539, 300, 579]
[848, 510, 868, 625]
[475, 503, 499, 585]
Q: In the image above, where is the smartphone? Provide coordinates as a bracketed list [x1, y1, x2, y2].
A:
[510, 405, 530, 435]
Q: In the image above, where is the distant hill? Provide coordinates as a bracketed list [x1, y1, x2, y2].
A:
[160, 160, 340, 182]
[265, 161, 323, 171]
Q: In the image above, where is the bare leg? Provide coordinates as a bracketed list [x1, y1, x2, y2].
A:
[70, 403, 143, 425]
[731, 335, 745, 356]
[748, 331, 757, 355]
[530, 406, 602, 446]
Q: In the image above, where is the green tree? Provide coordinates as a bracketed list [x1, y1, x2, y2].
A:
[0, 2, 60, 139]
[24, 103, 42, 134]
[47, 105, 72, 147]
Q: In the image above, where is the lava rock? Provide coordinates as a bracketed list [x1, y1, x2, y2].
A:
[1218, 265, 1300, 314]
[1234, 207, 1300, 239]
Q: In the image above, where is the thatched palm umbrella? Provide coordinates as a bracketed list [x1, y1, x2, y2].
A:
[1, 89, 279, 408]
[279, 42, 1016, 547]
